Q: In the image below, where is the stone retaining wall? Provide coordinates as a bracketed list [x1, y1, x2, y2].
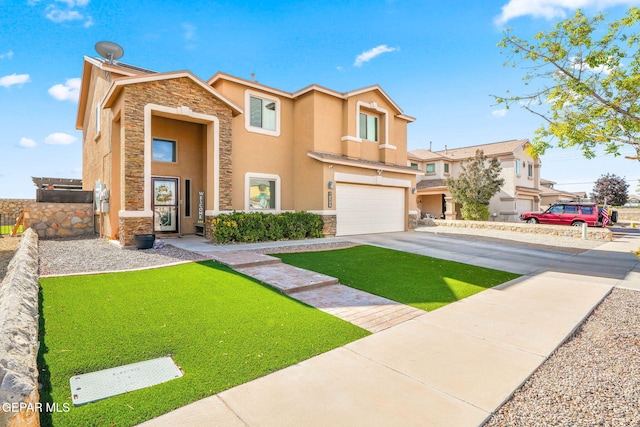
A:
[0, 199, 95, 239]
[23, 202, 94, 239]
[432, 219, 612, 241]
[616, 208, 640, 222]
[0, 199, 34, 213]
[0, 228, 40, 427]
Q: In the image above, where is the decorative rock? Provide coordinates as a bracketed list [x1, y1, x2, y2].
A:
[0, 229, 40, 427]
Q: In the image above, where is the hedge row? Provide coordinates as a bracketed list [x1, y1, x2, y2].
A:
[210, 211, 324, 243]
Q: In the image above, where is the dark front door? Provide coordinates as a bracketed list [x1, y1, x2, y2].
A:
[153, 177, 179, 233]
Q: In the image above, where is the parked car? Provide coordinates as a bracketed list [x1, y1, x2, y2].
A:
[520, 203, 601, 226]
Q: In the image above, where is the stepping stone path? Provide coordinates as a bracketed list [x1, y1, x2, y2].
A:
[206, 251, 423, 333]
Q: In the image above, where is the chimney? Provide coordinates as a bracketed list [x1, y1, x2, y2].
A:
[429, 141, 432, 151]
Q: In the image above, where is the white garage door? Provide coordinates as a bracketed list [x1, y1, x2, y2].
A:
[336, 184, 405, 236]
[516, 199, 533, 216]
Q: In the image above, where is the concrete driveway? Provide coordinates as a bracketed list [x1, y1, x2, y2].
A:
[347, 231, 637, 279]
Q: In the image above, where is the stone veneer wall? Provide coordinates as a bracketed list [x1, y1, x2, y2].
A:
[320, 215, 336, 237]
[118, 77, 234, 245]
[430, 219, 612, 241]
[118, 216, 154, 247]
[0, 229, 40, 427]
[408, 213, 418, 230]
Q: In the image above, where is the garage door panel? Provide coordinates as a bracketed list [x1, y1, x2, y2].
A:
[516, 199, 533, 216]
[336, 184, 405, 236]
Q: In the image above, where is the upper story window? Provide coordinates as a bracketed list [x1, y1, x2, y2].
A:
[244, 90, 280, 137]
[516, 159, 521, 175]
[250, 97, 276, 130]
[359, 113, 378, 141]
[444, 163, 450, 174]
[152, 139, 177, 163]
[426, 163, 436, 174]
[410, 163, 419, 170]
[528, 163, 533, 178]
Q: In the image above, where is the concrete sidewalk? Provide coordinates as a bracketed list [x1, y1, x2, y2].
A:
[139, 235, 640, 426]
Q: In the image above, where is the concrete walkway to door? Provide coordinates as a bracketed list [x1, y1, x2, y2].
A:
[139, 233, 640, 426]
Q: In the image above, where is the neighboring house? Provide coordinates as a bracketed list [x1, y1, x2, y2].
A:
[77, 56, 418, 246]
[408, 139, 541, 221]
[539, 178, 588, 209]
[625, 195, 640, 207]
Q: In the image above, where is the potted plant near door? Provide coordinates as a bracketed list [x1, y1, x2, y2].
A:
[134, 233, 156, 250]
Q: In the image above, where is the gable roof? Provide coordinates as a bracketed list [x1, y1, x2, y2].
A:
[208, 72, 415, 121]
[101, 70, 243, 115]
[77, 57, 158, 129]
[408, 149, 451, 161]
[409, 139, 531, 162]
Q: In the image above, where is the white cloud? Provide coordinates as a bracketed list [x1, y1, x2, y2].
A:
[354, 45, 397, 67]
[48, 78, 81, 102]
[0, 73, 30, 88]
[492, 109, 508, 118]
[182, 23, 196, 41]
[44, 1, 93, 27]
[0, 50, 13, 60]
[55, 0, 90, 6]
[46, 8, 83, 23]
[18, 137, 37, 148]
[571, 56, 613, 74]
[45, 132, 77, 145]
[495, 0, 640, 25]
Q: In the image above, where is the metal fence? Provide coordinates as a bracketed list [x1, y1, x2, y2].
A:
[0, 212, 23, 236]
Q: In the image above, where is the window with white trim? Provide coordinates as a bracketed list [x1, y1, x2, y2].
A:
[426, 163, 436, 174]
[359, 113, 378, 141]
[528, 163, 533, 178]
[410, 163, 419, 170]
[250, 97, 276, 130]
[248, 177, 277, 210]
[516, 160, 521, 175]
[444, 163, 450, 174]
[245, 90, 280, 136]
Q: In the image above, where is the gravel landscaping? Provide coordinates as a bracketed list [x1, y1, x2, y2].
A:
[38, 238, 207, 276]
[485, 287, 640, 427]
[0, 236, 21, 280]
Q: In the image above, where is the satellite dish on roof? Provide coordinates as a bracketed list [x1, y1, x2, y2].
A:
[95, 41, 124, 64]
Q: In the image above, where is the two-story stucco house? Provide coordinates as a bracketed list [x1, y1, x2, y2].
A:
[77, 56, 418, 246]
[409, 139, 541, 221]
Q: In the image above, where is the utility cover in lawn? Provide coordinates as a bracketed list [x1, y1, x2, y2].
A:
[70, 357, 183, 405]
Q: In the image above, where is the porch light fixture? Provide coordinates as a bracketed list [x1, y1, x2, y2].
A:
[412, 187, 417, 194]
[328, 181, 334, 189]
[376, 169, 382, 175]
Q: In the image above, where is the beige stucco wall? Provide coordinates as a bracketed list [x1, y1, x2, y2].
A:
[150, 116, 205, 234]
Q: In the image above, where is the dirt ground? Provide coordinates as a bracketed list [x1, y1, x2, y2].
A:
[0, 236, 21, 280]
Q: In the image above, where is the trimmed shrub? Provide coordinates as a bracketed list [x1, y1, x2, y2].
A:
[460, 203, 491, 221]
[211, 211, 324, 243]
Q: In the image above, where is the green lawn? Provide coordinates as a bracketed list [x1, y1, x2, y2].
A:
[39, 261, 369, 427]
[273, 245, 520, 312]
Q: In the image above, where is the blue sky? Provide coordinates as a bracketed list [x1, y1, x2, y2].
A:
[2, 0, 640, 199]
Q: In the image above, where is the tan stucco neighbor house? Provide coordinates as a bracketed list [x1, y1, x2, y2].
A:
[539, 178, 588, 209]
[409, 139, 541, 221]
[77, 56, 418, 246]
